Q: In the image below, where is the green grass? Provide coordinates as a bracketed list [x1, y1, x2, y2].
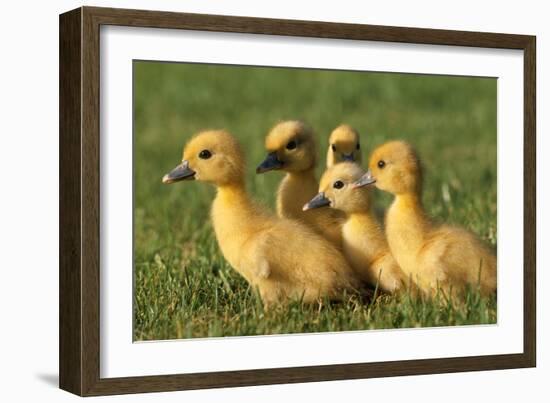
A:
[133, 61, 497, 341]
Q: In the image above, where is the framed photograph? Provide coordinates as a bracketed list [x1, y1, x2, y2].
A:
[59, 6, 536, 396]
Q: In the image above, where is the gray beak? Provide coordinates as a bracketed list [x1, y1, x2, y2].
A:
[352, 169, 376, 188]
[256, 152, 284, 174]
[303, 192, 331, 211]
[342, 153, 355, 162]
[162, 160, 196, 184]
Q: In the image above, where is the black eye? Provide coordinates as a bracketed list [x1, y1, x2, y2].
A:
[377, 160, 386, 168]
[286, 140, 297, 150]
[331, 144, 336, 152]
[199, 150, 212, 159]
[333, 180, 344, 189]
[356, 143, 360, 150]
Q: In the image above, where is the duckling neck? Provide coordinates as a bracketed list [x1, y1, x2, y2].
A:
[344, 211, 387, 261]
[211, 183, 271, 269]
[285, 168, 317, 184]
[277, 168, 318, 218]
[347, 210, 379, 229]
[213, 184, 263, 232]
[386, 192, 431, 263]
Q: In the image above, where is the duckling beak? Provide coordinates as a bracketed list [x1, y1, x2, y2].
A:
[256, 152, 284, 174]
[342, 153, 355, 162]
[303, 192, 331, 211]
[352, 170, 376, 188]
[162, 160, 196, 184]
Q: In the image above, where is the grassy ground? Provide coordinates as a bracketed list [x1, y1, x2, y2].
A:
[133, 61, 497, 341]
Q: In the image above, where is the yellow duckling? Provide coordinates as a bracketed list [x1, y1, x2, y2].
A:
[354, 141, 497, 297]
[326, 124, 363, 167]
[256, 120, 343, 247]
[303, 162, 407, 293]
[163, 130, 361, 306]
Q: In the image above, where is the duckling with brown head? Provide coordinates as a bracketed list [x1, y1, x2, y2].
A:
[163, 130, 362, 306]
[354, 141, 497, 297]
[304, 162, 407, 293]
[256, 121, 344, 247]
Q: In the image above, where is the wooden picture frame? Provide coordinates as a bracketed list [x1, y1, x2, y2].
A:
[59, 6, 536, 396]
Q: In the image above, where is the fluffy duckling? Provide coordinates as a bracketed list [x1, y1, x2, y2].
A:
[354, 141, 497, 297]
[256, 120, 344, 247]
[326, 124, 363, 167]
[163, 130, 362, 306]
[303, 162, 407, 293]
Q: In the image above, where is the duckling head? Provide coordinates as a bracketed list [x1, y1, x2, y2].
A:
[303, 162, 370, 214]
[354, 140, 422, 195]
[256, 120, 317, 174]
[327, 124, 362, 167]
[162, 130, 245, 187]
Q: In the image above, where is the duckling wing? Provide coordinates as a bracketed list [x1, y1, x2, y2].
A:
[248, 232, 272, 280]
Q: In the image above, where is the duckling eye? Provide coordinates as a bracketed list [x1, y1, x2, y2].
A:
[331, 144, 336, 152]
[333, 180, 344, 189]
[199, 149, 212, 159]
[377, 160, 386, 169]
[286, 140, 297, 150]
[356, 143, 360, 150]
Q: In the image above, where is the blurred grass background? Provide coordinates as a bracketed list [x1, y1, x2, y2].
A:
[133, 61, 497, 341]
